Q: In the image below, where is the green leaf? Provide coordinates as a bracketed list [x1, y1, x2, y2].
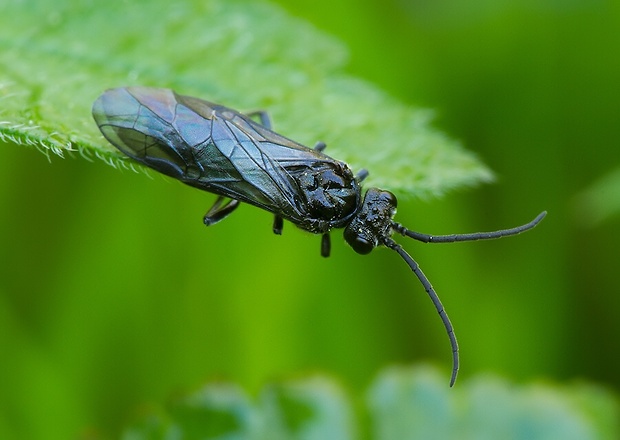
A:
[122, 377, 354, 440]
[0, 0, 492, 197]
[121, 366, 619, 440]
[573, 167, 620, 226]
[258, 377, 354, 440]
[367, 366, 620, 440]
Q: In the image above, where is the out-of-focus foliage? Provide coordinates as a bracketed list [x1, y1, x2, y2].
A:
[574, 167, 620, 227]
[121, 366, 618, 440]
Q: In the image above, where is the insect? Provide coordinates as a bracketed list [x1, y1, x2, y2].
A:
[93, 87, 546, 386]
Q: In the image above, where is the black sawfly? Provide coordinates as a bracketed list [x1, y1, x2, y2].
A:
[93, 87, 546, 386]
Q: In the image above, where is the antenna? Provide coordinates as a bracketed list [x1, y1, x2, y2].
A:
[384, 237, 459, 386]
[393, 211, 547, 243]
[385, 211, 546, 386]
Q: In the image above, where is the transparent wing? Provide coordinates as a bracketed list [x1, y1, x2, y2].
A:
[93, 87, 333, 219]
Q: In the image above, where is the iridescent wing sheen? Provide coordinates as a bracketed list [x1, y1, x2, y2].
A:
[92, 87, 336, 221]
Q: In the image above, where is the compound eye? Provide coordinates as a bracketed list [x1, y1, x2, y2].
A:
[343, 227, 376, 254]
[351, 237, 374, 254]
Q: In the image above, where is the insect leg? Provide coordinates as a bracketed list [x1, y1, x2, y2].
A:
[204, 196, 240, 226]
[273, 215, 283, 235]
[321, 233, 331, 258]
[356, 169, 369, 182]
[245, 110, 272, 129]
[313, 141, 327, 152]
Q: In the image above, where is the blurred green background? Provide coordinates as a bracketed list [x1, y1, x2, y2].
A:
[1, 0, 619, 438]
